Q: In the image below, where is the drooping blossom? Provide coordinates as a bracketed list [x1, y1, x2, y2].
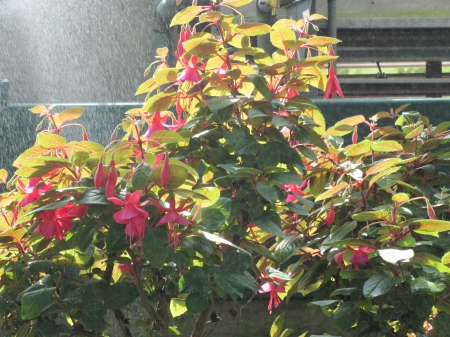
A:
[94, 162, 104, 189]
[334, 246, 375, 270]
[324, 65, 344, 102]
[325, 203, 335, 227]
[214, 61, 228, 79]
[35, 203, 88, 240]
[149, 197, 194, 248]
[108, 190, 149, 246]
[177, 56, 202, 83]
[144, 111, 165, 139]
[105, 160, 118, 199]
[283, 179, 308, 202]
[17, 178, 53, 207]
[160, 156, 171, 188]
[175, 25, 193, 61]
[259, 271, 286, 314]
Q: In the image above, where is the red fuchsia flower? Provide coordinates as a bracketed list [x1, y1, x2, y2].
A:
[149, 197, 194, 248]
[325, 203, 335, 227]
[17, 178, 53, 207]
[324, 65, 344, 102]
[105, 160, 118, 199]
[214, 61, 228, 79]
[259, 271, 286, 314]
[144, 111, 165, 139]
[94, 162, 104, 189]
[108, 190, 149, 246]
[334, 246, 375, 270]
[160, 155, 171, 188]
[177, 56, 202, 83]
[175, 25, 193, 61]
[35, 203, 88, 240]
[352, 128, 358, 145]
[284, 179, 308, 202]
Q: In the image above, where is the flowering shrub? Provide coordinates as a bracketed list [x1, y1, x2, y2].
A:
[1, 1, 450, 337]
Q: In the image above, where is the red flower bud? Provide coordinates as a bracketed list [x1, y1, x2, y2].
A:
[83, 132, 89, 141]
[105, 160, 118, 199]
[352, 128, 358, 145]
[94, 162, 104, 189]
[160, 156, 171, 188]
[326, 203, 335, 227]
[427, 201, 436, 220]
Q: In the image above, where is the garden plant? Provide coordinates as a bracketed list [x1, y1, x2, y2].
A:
[1, 1, 450, 336]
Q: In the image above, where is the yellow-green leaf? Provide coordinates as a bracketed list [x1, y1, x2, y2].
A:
[346, 140, 371, 157]
[270, 22, 296, 50]
[58, 107, 84, 125]
[323, 124, 354, 137]
[315, 182, 348, 202]
[235, 23, 271, 37]
[170, 6, 205, 26]
[306, 36, 341, 47]
[136, 78, 159, 95]
[371, 141, 403, 152]
[142, 91, 177, 113]
[369, 166, 401, 188]
[366, 158, 403, 176]
[183, 38, 220, 58]
[221, 0, 253, 6]
[29, 105, 48, 115]
[199, 11, 222, 23]
[154, 68, 179, 85]
[411, 220, 450, 234]
[37, 134, 66, 149]
[336, 115, 366, 126]
[146, 130, 185, 145]
[392, 193, 409, 204]
[0, 169, 7, 184]
[442, 251, 450, 265]
[405, 125, 424, 139]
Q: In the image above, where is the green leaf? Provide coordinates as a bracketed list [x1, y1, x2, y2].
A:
[170, 6, 205, 26]
[197, 197, 231, 231]
[306, 36, 341, 47]
[221, 0, 253, 6]
[286, 203, 309, 216]
[147, 130, 185, 144]
[442, 251, 450, 265]
[234, 136, 262, 155]
[142, 91, 177, 112]
[410, 278, 445, 293]
[222, 252, 252, 274]
[105, 222, 129, 253]
[21, 288, 57, 320]
[254, 211, 285, 238]
[186, 292, 209, 314]
[79, 221, 96, 251]
[267, 172, 303, 185]
[366, 158, 403, 176]
[246, 74, 272, 101]
[77, 189, 108, 205]
[270, 312, 285, 337]
[266, 267, 291, 281]
[182, 267, 209, 293]
[274, 234, 304, 264]
[170, 296, 187, 318]
[207, 97, 238, 111]
[352, 211, 390, 221]
[181, 235, 215, 256]
[433, 312, 450, 336]
[200, 231, 251, 256]
[363, 274, 395, 299]
[103, 283, 138, 310]
[308, 300, 339, 308]
[72, 151, 90, 167]
[235, 23, 272, 36]
[336, 115, 366, 126]
[334, 302, 360, 331]
[346, 140, 372, 157]
[143, 228, 168, 268]
[208, 105, 234, 124]
[37, 134, 66, 149]
[405, 124, 424, 139]
[256, 181, 280, 204]
[135, 78, 159, 95]
[154, 68, 178, 85]
[257, 144, 280, 170]
[132, 163, 152, 190]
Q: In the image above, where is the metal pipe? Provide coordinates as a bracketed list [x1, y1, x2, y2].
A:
[328, 0, 337, 63]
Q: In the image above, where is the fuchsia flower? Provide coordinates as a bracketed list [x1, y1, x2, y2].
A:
[175, 25, 192, 61]
[283, 179, 308, 202]
[177, 56, 202, 83]
[109, 190, 149, 246]
[160, 156, 171, 188]
[324, 66, 344, 102]
[17, 178, 52, 207]
[149, 197, 194, 248]
[214, 61, 228, 79]
[94, 162, 104, 189]
[105, 160, 118, 199]
[334, 246, 375, 270]
[35, 203, 88, 240]
[259, 271, 286, 314]
[144, 111, 165, 139]
[325, 203, 335, 227]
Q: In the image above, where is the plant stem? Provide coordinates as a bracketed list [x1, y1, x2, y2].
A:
[190, 298, 213, 337]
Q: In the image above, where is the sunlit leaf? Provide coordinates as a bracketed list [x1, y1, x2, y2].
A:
[170, 6, 205, 26]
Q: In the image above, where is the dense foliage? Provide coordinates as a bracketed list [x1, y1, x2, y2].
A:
[1, 1, 450, 337]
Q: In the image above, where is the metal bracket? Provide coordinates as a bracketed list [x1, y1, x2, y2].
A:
[376, 62, 388, 79]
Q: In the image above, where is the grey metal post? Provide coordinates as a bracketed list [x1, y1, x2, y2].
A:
[327, 0, 337, 65]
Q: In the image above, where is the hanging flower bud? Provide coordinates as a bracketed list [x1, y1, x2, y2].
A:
[160, 155, 171, 188]
[105, 160, 118, 199]
[427, 201, 436, 220]
[83, 132, 89, 141]
[352, 128, 358, 145]
[326, 203, 335, 227]
[94, 162, 104, 189]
